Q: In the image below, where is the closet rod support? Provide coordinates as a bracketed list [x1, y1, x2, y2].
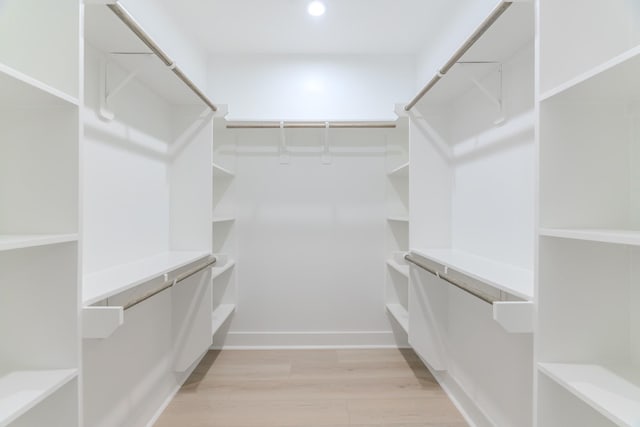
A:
[404, 0, 512, 111]
[120, 257, 217, 311]
[404, 254, 496, 305]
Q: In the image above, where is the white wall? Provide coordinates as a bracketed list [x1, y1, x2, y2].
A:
[449, 44, 535, 270]
[217, 128, 400, 348]
[208, 54, 415, 120]
[83, 46, 173, 274]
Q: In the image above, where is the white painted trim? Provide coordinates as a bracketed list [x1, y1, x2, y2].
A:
[144, 351, 208, 427]
[145, 384, 181, 427]
[418, 355, 495, 427]
[212, 330, 400, 349]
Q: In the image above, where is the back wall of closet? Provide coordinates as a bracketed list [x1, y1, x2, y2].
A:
[216, 126, 407, 348]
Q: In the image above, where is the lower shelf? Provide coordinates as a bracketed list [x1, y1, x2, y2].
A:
[212, 259, 236, 280]
[386, 259, 409, 278]
[212, 304, 236, 336]
[539, 362, 640, 427]
[385, 303, 409, 334]
[0, 234, 77, 252]
[0, 369, 77, 427]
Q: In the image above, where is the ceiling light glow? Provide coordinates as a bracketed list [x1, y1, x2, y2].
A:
[307, 1, 326, 17]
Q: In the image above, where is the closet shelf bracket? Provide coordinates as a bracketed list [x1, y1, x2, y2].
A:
[459, 61, 505, 125]
[99, 54, 153, 121]
[279, 121, 290, 164]
[321, 121, 332, 165]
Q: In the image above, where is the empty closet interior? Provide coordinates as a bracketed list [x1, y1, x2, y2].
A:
[1, 0, 638, 426]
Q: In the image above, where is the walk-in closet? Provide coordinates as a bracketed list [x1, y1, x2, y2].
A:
[1, 0, 638, 426]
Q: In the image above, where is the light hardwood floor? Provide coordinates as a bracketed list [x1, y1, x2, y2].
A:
[155, 349, 467, 427]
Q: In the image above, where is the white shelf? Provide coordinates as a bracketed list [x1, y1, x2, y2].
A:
[212, 163, 235, 178]
[385, 303, 409, 334]
[387, 216, 409, 223]
[84, 5, 201, 106]
[212, 304, 236, 336]
[0, 63, 79, 108]
[212, 217, 236, 224]
[386, 259, 409, 278]
[540, 45, 640, 103]
[83, 251, 210, 305]
[539, 363, 640, 427]
[0, 369, 77, 427]
[211, 260, 236, 280]
[0, 234, 78, 252]
[387, 162, 409, 177]
[417, 1, 533, 108]
[540, 228, 640, 247]
[411, 248, 533, 301]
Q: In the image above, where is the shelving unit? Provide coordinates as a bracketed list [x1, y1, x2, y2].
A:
[211, 119, 238, 346]
[384, 119, 409, 342]
[0, 1, 81, 425]
[0, 370, 78, 427]
[536, 1, 640, 424]
[81, 2, 217, 425]
[406, 2, 535, 425]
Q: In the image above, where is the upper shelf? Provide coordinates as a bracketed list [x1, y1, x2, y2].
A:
[540, 228, 640, 247]
[0, 63, 79, 108]
[410, 1, 534, 110]
[540, 45, 640, 103]
[411, 248, 533, 301]
[84, 4, 210, 108]
[83, 251, 210, 305]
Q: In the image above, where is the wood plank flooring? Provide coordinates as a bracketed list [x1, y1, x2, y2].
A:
[154, 349, 467, 427]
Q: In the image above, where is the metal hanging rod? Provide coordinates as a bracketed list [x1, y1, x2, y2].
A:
[121, 257, 217, 311]
[226, 121, 397, 129]
[107, 2, 218, 112]
[404, 254, 497, 305]
[404, 1, 513, 111]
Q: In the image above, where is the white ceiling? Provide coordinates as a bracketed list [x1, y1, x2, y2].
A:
[157, 0, 467, 55]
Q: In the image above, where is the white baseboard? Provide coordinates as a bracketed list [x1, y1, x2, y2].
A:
[145, 384, 181, 427]
[144, 351, 208, 427]
[416, 357, 495, 427]
[211, 330, 404, 349]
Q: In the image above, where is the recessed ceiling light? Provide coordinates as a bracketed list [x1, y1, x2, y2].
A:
[307, 1, 326, 17]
